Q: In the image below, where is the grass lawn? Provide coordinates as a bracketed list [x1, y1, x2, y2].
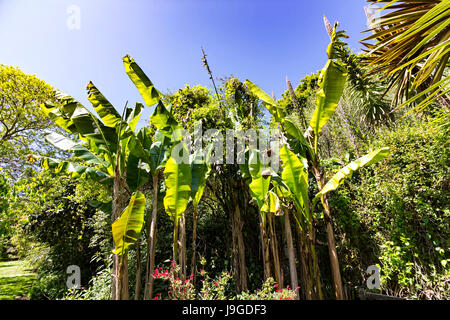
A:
[0, 260, 37, 300]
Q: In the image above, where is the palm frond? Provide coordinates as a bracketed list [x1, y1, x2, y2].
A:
[361, 0, 450, 109]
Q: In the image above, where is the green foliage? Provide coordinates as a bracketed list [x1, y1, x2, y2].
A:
[223, 77, 264, 129]
[278, 73, 319, 115]
[164, 84, 231, 131]
[62, 264, 112, 300]
[0, 65, 59, 177]
[329, 118, 449, 299]
[279, 145, 309, 218]
[8, 171, 112, 299]
[123, 55, 162, 107]
[0, 171, 12, 258]
[362, 0, 450, 109]
[199, 269, 233, 300]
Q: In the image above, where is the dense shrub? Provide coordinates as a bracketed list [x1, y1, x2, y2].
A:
[12, 172, 112, 299]
[329, 118, 449, 299]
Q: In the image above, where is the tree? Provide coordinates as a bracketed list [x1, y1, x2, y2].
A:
[0, 65, 59, 178]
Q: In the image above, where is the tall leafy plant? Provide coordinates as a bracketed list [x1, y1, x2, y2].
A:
[245, 26, 390, 299]
[39, 56, 164, 300]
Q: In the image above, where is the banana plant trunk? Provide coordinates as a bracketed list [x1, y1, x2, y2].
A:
[316, 170, 344, 300]
[112, 175, 130, 300]
[179, 212, 187, 279]
[134, 239, 141, 300]
[295, 223, 313, 300]
[173, 222, 179, 266]
[190, 206, 198, 280]
[144, 174, 159, 300]
[231, 189, 248, 292]
[284, 209, 299, 299]
[268, 213, 282, 287]
[308, 222, 323, 299]
[321, 193, 344, 300]
[259, 212, 271, 280]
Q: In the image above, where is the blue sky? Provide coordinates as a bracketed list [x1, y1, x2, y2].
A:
[0, 0, 369, 125]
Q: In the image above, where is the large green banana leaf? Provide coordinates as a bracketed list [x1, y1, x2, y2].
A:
[40, 157, 110, 182]
[123, 55, 163, 107]
[72, 145, 110, 168]
[112, 191, 146, 256]
[261, 191, 281, 216]
[279, 145, 309, 218]
[244, 79, 286, 123]
[248, 148, 263, 179]
[283, 115, 314, 156]
[41, 93, 118, 154]
[126, 127, 154, 193]
[313, 147, 390, 205]
[150, 101, 182, 140]
[246, 149, 272, 210]
[87, 82, 122, 128]
[126, 102, 144, 133]
[163, 143, 192, 226]
[238, 147, 251, 180]
[309, 60, 348, 137]
[136, 126, 152, 150]
[190, 147, 211, 209]
[126, 152, 150, 193]
[249, 175, 272, 210]
[44, 131, 110, 170]
[150, 130, 171, 174]
[41, 96, 79, 134]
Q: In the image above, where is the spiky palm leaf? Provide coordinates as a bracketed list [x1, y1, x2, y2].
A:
[361, 0, 450, 110]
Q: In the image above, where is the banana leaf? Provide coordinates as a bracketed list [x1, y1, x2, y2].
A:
[163, 143, 192, 226]
[313, 147, 390, 206]
[123, 55, 163, 107]
[112, 192, 146, 255]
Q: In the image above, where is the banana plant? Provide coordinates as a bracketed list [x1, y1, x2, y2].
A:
[122, 55, 181, 300]
[278, 145, 322, 299]
[245, 25, 390, 300]
[240, 148, 285, 285]
[140, 128, 172, 300]
[189, 143, 212, 278]
[39, 55, 165, 300]
[163, 142, 192, 264]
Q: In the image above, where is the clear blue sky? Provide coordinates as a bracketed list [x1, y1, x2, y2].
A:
[0, 0, 369, 125]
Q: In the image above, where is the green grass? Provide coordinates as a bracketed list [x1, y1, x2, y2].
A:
[0, 260, 37, 300]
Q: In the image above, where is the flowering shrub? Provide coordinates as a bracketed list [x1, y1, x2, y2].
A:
[198, 269, 232, 300]
[235, 278, 297, 300]
[152, 262, 195, 300]
[153, 261, 297, 300]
